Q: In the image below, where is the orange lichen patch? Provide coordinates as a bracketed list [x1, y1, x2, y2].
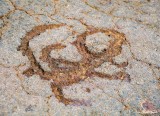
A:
[18, 23, 130, 106]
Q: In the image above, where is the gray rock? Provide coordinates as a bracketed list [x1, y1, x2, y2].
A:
[0, 0, 159, 115]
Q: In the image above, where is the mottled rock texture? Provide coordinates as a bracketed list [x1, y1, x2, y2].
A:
[0, 0, 160, 115]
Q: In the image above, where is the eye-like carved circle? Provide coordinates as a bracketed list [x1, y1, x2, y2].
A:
[18, 24, 130, 106]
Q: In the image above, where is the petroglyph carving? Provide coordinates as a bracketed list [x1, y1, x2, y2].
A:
[18, 23, 130, 106]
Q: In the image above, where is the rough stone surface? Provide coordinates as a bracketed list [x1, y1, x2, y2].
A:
[0, 0, 160, 115]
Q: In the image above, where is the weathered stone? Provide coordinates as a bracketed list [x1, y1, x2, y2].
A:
[0, 0, 159, 115]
